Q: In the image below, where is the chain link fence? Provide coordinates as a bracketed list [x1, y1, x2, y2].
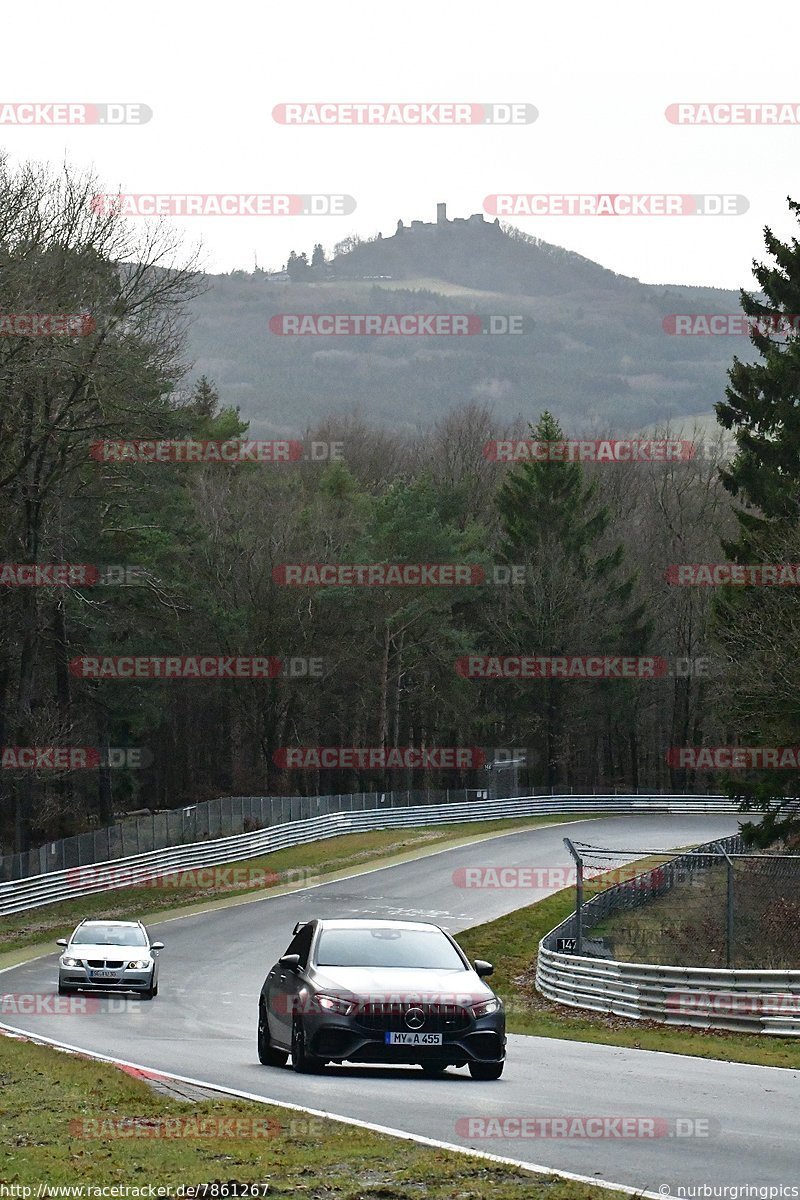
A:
[1, 785, 732, 883]
[559, 837, 800, 970]
[0, 787, 504, 881]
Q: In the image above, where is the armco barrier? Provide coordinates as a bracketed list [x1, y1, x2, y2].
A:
[0, 793, 735, 916]
[535, 950, 800, 1035]
[536, 833, 800, 1036]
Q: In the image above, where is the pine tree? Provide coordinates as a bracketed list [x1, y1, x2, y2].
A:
[190, 375, 220, 420]
[717, 198, 800, 545]
[712, 198, 800, 845]
[493, 411, 650, 788]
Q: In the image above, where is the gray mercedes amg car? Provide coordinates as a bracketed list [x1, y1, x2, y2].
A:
[258, 918, 505, 1078]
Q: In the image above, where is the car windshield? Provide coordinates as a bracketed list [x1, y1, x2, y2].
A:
[315, 927, 465, 969]
[71, 925, 147, 947]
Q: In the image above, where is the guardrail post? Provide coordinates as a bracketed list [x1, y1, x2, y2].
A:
[716, 841, 735, 969]
[563, 837, 583, 955]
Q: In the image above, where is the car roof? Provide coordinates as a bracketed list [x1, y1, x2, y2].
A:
[313, 919, 444, 932]
[75, 919, 144, 929]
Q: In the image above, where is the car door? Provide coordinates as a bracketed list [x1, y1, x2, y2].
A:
[268, 925, 313, 1045]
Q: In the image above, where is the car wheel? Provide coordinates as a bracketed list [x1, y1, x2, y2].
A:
[57, 982, 75, 996]
[258, 1003, 288, 1067]
[139, 984, 155, 1000]
[152, 982, 158, 997]
[291, 1018, 324, 1073]
[420, 1063, 448, 1076]
[468, 1060, 504, 1080]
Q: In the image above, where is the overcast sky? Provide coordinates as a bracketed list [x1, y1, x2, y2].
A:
[3, 0, 799, 290]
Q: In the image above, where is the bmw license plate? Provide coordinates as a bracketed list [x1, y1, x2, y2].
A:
[385, 1032, 442, 1045]
[90, 970, 117, 979]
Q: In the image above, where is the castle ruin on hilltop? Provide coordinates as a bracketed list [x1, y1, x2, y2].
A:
[395, 202, 500, 234]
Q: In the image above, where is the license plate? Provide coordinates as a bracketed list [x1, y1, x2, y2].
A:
[384, 1032, 443, 1046]
[90, 970, 117, 979]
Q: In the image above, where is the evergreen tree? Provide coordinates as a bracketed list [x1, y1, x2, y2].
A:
[712, 198, 800, 845]
[492, 411, 650, 787]
[717, 198, 800, 544]
[311, 243, 325, 267]
[189, 376, 220, 420]
[286, 251, 309, 280]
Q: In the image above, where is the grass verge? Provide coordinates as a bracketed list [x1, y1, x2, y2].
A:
[456, 888, 800, 1070]
[0, 814, 599, 964]
[0, 1033, 625, 1197]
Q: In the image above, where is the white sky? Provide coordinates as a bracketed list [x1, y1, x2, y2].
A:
[3, 0, 799, 289]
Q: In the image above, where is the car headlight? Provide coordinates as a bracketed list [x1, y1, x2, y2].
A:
[471, 997, 501, 1018]
[126, 959, 151, 970]
[315, 993, 355, 1015]
[62, 956, 82, 968]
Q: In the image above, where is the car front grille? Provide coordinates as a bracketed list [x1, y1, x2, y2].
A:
[87, 960, 124, 968]
[354, 1001, 472, 1033]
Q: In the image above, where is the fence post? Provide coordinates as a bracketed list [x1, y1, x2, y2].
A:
[563, 837, 583, 955]
[716, 842, 734, 969]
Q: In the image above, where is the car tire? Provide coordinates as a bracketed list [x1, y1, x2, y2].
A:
[57, 982, 75, 996]
[291, 1018, 324, 1073]
[258, 1004, 288, 1067]
[420, 1063, 448, 1076]
[152, 982, 158, 997]
[139, 984, 155, 1000]
[468, 1060, 504, 1080]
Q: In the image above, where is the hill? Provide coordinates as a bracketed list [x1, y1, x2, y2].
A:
[181, 207, 750, 435]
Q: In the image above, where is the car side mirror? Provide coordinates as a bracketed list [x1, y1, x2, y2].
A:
[56, 938, 68, 947]
[150, 942, 164, 951]
[473, 959, 494, 977]
[279, 953, 301, 970]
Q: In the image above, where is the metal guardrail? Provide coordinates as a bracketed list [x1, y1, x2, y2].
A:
[1, 788, 482, 880]
[0, 793, 736, 916]
[1, 784, 731, 881]
[536, 834, 800, 1035]
[535, 953, 800, 1036]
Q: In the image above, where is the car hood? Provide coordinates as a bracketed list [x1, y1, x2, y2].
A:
[65, 944, 151, 959]
[308, 965, 494, 1003]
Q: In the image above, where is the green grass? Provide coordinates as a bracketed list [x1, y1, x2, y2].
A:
[0, 814, 600, 963]
[0, 1034, 623, 1197]
[457, 889, 800, 1070]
